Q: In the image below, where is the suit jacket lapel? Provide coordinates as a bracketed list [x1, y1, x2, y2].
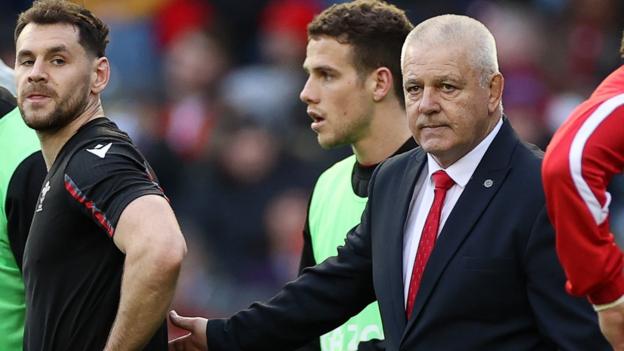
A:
[402, 119, 519, 339]
[384, 148, 426, 335]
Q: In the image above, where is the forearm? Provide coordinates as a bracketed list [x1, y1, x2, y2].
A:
[104, 248, 182, 350]
[598, 303, 624, 350]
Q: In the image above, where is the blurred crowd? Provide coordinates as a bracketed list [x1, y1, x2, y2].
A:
[1, 0, 623, 322]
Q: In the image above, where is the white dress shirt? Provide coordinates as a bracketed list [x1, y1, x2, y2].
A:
[402, 118, 503, 305]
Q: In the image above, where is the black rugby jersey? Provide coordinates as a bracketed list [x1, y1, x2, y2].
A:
[23, 117, 167, 351]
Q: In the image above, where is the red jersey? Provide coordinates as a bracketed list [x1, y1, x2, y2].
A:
[543, 65, 624, 305]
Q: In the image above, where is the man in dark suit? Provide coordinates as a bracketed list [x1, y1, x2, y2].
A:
[169, 14, 609, 351]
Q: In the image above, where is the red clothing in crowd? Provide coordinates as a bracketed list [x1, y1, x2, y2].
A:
[543, 65, 624, 305]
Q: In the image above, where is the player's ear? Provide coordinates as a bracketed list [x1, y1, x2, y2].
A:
[371, 67, 393, 103]
[91, 57, 110, 95]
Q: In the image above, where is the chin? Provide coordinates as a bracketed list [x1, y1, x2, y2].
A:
[420, 140, 445, 153]
[318, 140, 335, 150]
[317, 133, 332, 147]
[23, 116, 48, 129]
[25, 120, 56, 132]
[318, 136, 346, 150]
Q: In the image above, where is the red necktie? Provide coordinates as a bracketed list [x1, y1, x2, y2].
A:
[406, 170, 455, 318]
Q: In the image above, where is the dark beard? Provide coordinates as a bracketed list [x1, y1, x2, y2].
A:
[19, 86, 90, 133]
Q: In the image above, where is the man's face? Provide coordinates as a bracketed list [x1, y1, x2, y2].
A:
[300, 36, 374, 149]
[15, 23, 93, 132]
[402, 41, 499, 167]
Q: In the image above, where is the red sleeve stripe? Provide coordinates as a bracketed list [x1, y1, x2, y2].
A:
[64, 174, 115, 238]
[568, 93, 624, 225]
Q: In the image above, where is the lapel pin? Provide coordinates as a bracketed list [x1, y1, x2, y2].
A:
[483, 179, 494, 188]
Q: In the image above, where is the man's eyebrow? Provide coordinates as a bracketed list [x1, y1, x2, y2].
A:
[47, 45, 70, 54]
[311, 65, 338, 73]
[317, 64, 335, 70]
[17, 45, 69, 58]
[16, 49, 33, 58]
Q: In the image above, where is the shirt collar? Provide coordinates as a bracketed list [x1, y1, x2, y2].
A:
[426, 117, 503, 188]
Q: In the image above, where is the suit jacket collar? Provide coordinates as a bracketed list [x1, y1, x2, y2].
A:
[399, 117, 519, 342]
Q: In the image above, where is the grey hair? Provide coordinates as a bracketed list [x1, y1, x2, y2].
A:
[401, 14, 499, 87]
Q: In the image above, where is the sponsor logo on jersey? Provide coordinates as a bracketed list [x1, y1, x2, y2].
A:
[86, 142, 112, 158]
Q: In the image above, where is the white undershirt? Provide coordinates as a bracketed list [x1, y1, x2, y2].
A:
[402, 118, 503, 305]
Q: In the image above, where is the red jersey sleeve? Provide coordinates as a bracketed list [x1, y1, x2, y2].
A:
[543, 92, 624, 305]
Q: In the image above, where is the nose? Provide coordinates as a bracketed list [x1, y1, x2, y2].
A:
[299, 77, 318, 105]
[418, 87, 440, 115]
[27, 59, 47, 83]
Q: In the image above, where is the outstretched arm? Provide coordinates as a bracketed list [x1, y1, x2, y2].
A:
[169, 210, 376, 351]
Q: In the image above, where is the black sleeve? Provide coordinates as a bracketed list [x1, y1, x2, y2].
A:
[64, 141, 166, 237]
[298, 195, 316, 274]
[205, 170, 379, 350]
[5, 151, 46, 270]
[0, 86, 16, 117]
[295, 189, 321, 351]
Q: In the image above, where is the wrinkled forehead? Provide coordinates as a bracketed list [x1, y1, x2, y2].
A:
[402, 39, 470, 69]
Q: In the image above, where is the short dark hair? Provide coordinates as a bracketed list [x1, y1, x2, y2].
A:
[15, 0, 110, 58]
[308, 0, 413, 107]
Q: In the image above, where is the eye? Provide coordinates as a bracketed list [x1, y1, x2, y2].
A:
[320, 71, 333, 81]
[440, 83, 456, 93]
[19, 59, 34, 66]
[405, 85, 422, 95]
[51, 58, 66, 65]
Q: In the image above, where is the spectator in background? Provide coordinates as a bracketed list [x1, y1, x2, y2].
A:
[221, 0, 321, 135]
[176, 120, 313, 315]
[154, 0, 214, 49]
[85, 0, 178, 98]
[540, 0, 623, 136]
[558, 0, 621, 91]
[542, 32, 624, 350]
[296, 1, 414, 350]
[160, 28, 230, 161]
[476, 2, 551, 149]
[264, 189, 308, 284]
[206, 0, 270, 64]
